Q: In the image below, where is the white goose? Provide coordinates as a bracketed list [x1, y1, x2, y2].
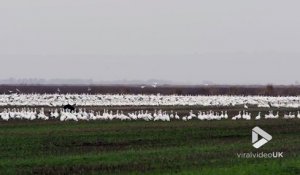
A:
[255, 112, 261, 120]
[175, 112, 180, 120]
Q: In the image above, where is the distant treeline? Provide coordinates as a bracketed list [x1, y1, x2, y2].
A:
[1, 84, 300, 96]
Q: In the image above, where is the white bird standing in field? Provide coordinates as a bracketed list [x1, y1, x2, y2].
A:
[50, 109, 60, 118]
[60, 110, 67, 121]
[188, 110, 196, 120]
[283, 112, 295, 119]
[30, 109, 37, 120]
[144, 110, 153, 121]
[224, 111, 228, 119]
[289, 112, 295, 119]
[162, 111, 170, 121]
[89, 110, 96, 120]
[67, 111, 78, 121]
[0, 109, 9, 121]
[242, 111, 251, 120]
[232, 111, 241, 120]
[265, 111, 278, 119]
[255, 112, 261, 120]
[170, 110, 174, 119]
[274, 112, 279, 119]
[38, 108, 49, 120]
[128, 111, 138, 120]
[154, 110, 162, 121]
[197, 111, 204, 120]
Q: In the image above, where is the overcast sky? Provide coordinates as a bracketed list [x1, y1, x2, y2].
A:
[0, 0, 300, 84]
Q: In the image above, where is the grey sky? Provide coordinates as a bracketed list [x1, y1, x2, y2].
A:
[0, 1, 300, 84]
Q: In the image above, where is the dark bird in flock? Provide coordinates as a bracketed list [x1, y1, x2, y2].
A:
[63, 104, 75, 111]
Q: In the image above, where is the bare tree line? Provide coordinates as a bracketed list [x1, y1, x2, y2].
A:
[0, 85, 300, 96]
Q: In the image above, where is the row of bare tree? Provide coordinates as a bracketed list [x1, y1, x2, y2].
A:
[0, 84, 299, 96]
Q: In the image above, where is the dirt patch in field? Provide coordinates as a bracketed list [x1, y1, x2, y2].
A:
[72, 140, 128, 148]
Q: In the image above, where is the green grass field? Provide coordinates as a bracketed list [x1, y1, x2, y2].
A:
[0, 119, 299, 175]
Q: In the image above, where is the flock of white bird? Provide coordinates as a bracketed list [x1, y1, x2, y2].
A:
[231, 111, 300, 120]
[0, 108, 300, 121]
[1, 94, 300, 108]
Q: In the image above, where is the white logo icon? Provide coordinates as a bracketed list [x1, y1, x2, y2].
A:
[252, 127, 272, 149]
